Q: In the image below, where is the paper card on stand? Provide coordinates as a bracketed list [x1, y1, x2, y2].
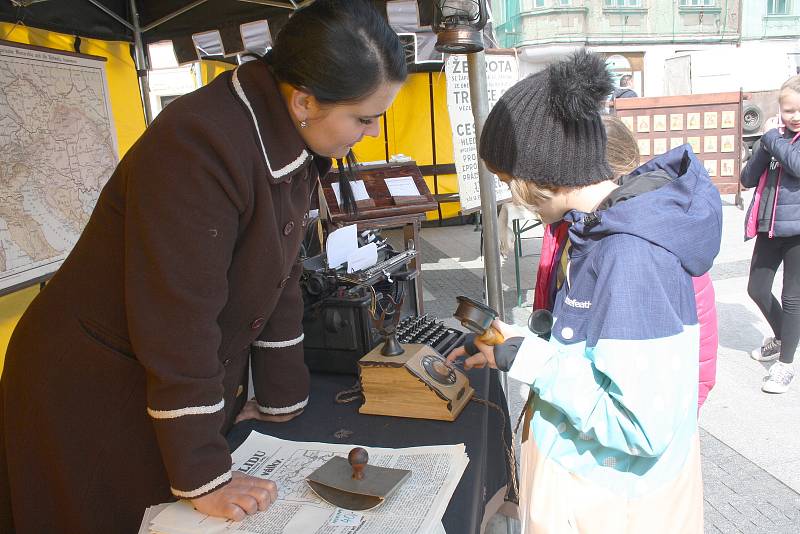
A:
[347, 243, 378, 273]
[384, 176, 420, 197]
[327, 225, 358, 269]
[332, 180, 371, 207]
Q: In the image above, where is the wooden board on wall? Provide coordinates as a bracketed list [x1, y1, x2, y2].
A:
[614, 92, 742, 195]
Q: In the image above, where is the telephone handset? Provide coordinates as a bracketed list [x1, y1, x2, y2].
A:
[454, 296, 505, 355]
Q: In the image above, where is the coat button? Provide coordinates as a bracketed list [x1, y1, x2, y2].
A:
[236, 385, 244, 397]
[283, 221, 294, 235]
[223, 358, 231, 366]
[286, 175, 293, 184]
[302, 213, 309, 227]
[250, 317, 265, 330]
[278, 276, 291, 288]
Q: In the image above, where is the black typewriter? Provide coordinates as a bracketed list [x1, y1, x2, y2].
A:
[300, 227, 463, 375]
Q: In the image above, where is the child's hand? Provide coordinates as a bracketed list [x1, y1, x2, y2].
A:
[447, 338, 496, 370]
[446, 321, 520, 370]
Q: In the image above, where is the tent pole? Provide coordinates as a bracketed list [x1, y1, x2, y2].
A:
[130, 0, 153, 125]
[468, 50, 503, 321]
[141, 0, 211, 33]
[85, 0, 134, 30]
[467, 50, 506, 389]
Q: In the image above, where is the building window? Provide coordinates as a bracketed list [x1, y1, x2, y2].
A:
[604, 0, 642, 7]
[680, 0, 715, 5]
[767, 0, 789, 14]
[534, 0, 545, 7]
[559, 0, 571, 5]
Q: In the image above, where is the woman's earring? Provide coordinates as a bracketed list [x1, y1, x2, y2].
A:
[300, 120, 307, 129]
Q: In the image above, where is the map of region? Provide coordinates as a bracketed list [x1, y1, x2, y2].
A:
[0, 42, 118, 293]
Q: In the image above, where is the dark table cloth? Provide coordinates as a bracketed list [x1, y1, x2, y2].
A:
[227, 367, 514, 534]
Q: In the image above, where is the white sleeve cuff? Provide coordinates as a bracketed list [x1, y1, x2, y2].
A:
[507, 335, 556, 385]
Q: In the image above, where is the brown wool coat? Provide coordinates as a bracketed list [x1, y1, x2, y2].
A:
[0, 60, 330, 533]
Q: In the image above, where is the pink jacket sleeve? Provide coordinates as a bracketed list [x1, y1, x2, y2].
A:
[693, 273, 718, 411]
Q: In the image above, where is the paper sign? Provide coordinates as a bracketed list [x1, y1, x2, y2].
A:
[326, 225, 358, 269]
[721, 159, 735, 177]
[384, 176, 420, 197]
[720, 135, 735, 153]
[704, 112, 718, 130]
[721, 111, 736, 129]
[331, 180, 370, 207]
[347, 243, 379, 273]
[445, 53, 515, 212]
[621, 116, 634, 132]
[704, 159, 718, 177]
[670, 114, 684, 131]
[653, 115, 667, 132]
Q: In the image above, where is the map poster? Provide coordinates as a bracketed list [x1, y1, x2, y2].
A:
[0, 41, 118, 295]
[445, 52, 515, 213]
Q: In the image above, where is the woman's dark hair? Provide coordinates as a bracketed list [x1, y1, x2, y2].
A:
[265, 0, 407, 214]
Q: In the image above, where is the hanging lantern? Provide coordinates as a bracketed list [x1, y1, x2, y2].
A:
[432, 0, 488, 54]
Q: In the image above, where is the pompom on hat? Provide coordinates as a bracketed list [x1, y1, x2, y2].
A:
[479, 49, 615, 188]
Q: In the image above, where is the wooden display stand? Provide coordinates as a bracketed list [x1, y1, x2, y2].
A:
[614, 92, 743, 203]
[321, 162, 438, 315]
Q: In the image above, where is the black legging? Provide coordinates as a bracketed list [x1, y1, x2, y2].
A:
[747, 233, 800, 364]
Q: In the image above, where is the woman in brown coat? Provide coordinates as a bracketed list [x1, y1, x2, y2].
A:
[0, 1, 406, 532]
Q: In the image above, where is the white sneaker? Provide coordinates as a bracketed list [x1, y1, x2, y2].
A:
[762, 361, 795, 394]
[751, 336, 781, 362]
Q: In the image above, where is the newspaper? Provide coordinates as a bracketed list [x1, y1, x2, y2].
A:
[146, 431, 468, 534]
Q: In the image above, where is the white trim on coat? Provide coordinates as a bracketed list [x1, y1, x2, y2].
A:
[257, 396, 308, 415]
[231, 67, 310, 179]
[147, 399, 225, 419]
[252, 333, 304, 349]
[171, 471, 232, 499]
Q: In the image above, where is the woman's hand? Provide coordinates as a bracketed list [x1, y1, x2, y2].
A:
[234, 399, 304, 424]
[191, 471, 277, 521]
[446, 320, 519, 370]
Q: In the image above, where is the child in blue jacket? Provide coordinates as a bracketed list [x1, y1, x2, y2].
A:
[742, 75, 800, 393]
[449, 51, 721, 533]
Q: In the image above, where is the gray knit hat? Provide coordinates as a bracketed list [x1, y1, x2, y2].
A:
[480, 50, 614, 187]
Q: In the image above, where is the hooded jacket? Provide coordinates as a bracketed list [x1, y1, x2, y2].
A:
[531, 167, 720, 411]
[600, 169, 719, 411]
[508, 146, 721, 525]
